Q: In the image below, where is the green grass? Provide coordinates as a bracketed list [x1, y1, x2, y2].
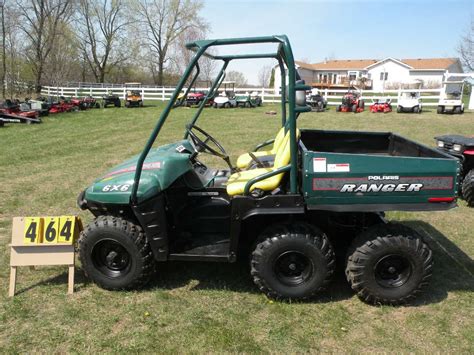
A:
[1, 103, 473, 352]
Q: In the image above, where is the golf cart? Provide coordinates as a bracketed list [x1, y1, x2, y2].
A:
[397, 91, 422, 113]
[77, 35, 459, 305]
[125, 90, 143, 108]
[336, 90, 364, 112]
[435, 135, 474, 206]
[437, 80, 464, 114]
[306, 88, 327, 112]
[213, 81, 237, 108]
[103, 91, 121, 108]
[370, 97, 392, 113]
[236, 91, 262, 108]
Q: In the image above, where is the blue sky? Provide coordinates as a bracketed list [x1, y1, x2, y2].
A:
[202, 0, 473, 84]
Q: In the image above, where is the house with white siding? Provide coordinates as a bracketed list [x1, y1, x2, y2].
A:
[273, 57, 463, 93]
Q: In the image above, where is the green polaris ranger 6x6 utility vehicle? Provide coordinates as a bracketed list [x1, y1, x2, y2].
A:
[77, 35, 460, 305]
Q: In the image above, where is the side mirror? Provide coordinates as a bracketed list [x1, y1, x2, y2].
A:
[295, 80, 306, 106]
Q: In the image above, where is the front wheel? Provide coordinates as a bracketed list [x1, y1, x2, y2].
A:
[251, 223, 335, 300]
[437, 106, 444, 114]
[78, 216, 155, 290]
[346, 224, 433, 305]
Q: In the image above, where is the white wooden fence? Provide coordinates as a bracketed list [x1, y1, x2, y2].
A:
[40, 85, 443, 107]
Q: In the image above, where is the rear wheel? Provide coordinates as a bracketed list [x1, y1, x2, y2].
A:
[336, 105, 341, 112]
[351, 104, 357, 113]
[413, 106, 420, 113]
[454, 106, 462, 114]
[346, 224, 433, 305]
[224, 102, 230, 108]
[397, 106, 402, 113]
[437, 106, 444, 114]
[462, 169, 474, 207]
[251, 223, 335, 300]
[78, 216, 155, 290]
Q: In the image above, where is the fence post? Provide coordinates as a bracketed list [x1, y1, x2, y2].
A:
[89, 87, 92, 97]
[47, 86, 50, 97]
[123, 87, 126, 100]
[162, 86, 165, 101]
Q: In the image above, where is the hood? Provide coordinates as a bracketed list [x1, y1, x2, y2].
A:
[84, 140, 194, 205]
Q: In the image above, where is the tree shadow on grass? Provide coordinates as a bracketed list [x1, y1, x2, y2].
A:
[403, 220, 474, 306]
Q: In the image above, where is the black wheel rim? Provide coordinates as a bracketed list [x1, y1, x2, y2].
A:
[92, 239, 132, 278]
[273, 251, 313, 287]
[374, 254, 412, 288]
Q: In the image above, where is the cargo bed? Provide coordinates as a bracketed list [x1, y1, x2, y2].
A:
[300, 129, 459, 212]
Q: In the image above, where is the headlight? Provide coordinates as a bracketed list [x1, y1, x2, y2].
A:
[453, 144, 462, 152]
[437, 141, 444, 148]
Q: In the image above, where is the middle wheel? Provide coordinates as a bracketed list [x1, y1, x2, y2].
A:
[251, 223, 335, 300]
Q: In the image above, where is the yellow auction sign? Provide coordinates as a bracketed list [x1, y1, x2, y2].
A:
[9, 216, 83, 297]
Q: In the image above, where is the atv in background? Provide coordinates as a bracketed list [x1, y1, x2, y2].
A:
[437, 80, 464, 114]
[307, 88, 327, 112]
[236, 91, 262, 108]
[185, 80, 217, 107]
[435, 135, 474, 206]
[103, 91, 121, 108]
[336, 90, 364, 113]
[397, 91, 422, 113]
[125, 90, 143, 108]
[370, 97, 392, 113]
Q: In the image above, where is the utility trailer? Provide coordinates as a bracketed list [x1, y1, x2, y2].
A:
[77, 35, 459, 306]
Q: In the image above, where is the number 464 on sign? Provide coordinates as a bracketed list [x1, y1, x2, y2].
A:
[23, 216, 81, 245]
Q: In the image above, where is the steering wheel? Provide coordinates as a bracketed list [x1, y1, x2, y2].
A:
[186, 124, 234, 171]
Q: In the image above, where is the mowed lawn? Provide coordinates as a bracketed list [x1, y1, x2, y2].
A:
[0, 102, 473, 352]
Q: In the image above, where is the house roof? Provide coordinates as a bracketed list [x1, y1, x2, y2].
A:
[297, 58, 459, 71]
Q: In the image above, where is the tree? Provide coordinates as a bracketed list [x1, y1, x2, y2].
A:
[16, 0, 73, 92]
[226, 70, 247, 87]
[269, 67, 275, 89]
[134, 0, 207, 85]
[1, 0, 6, 98]
[258, 65, 272, 88]
[457, 16, 474, 71]
[76, 0, 130, 83]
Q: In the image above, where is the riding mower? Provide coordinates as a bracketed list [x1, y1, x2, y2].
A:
[336, 90, 364, 112]
[437, 80, 464, 114]
[125, 90, 143, 108]
[0, 99, 39, 119]
[435, 134, 474, 206]
[236, 91, 262, 108]
[103, 91, 122, 108]
[307, 88, 327, 112]
[369, 97, 392, 113]
[397, 91, 422, 113]
[77, 35, 459, 305]
[185, 81, 216, 107]
[213, 81, 237, 108]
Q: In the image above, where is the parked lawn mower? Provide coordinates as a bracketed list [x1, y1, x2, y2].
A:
[77, 35, 459, 306]
[369, 97, 392, 113]
[185, 81, 217, 107]
[397, 91, 422, 113]
[437, 80, 464, 114]
[213, 81, 237, 108]
[307, 88, 327, 112]
[174, 91, 186, 107]
[0, 99, 39, 119]
[25, 98, 51, 116]
[336, 90, 364, 112]
[48, 96, 76, 114]
[236, 91, 262, 108]
[435, 134, 474, 206]
[103, 91, 121, 108]
[125, 90, 143, 108]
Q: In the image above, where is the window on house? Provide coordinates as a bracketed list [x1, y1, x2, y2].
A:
[333, 74, 337, 84]
[380, 72, 388, 80]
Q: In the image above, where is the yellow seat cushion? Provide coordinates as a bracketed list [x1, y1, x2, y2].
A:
[235, 127, 286, 169]
[227, 130, 294, 196]
[236, 150, 273, 169]
[226, 168, 286, 195]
